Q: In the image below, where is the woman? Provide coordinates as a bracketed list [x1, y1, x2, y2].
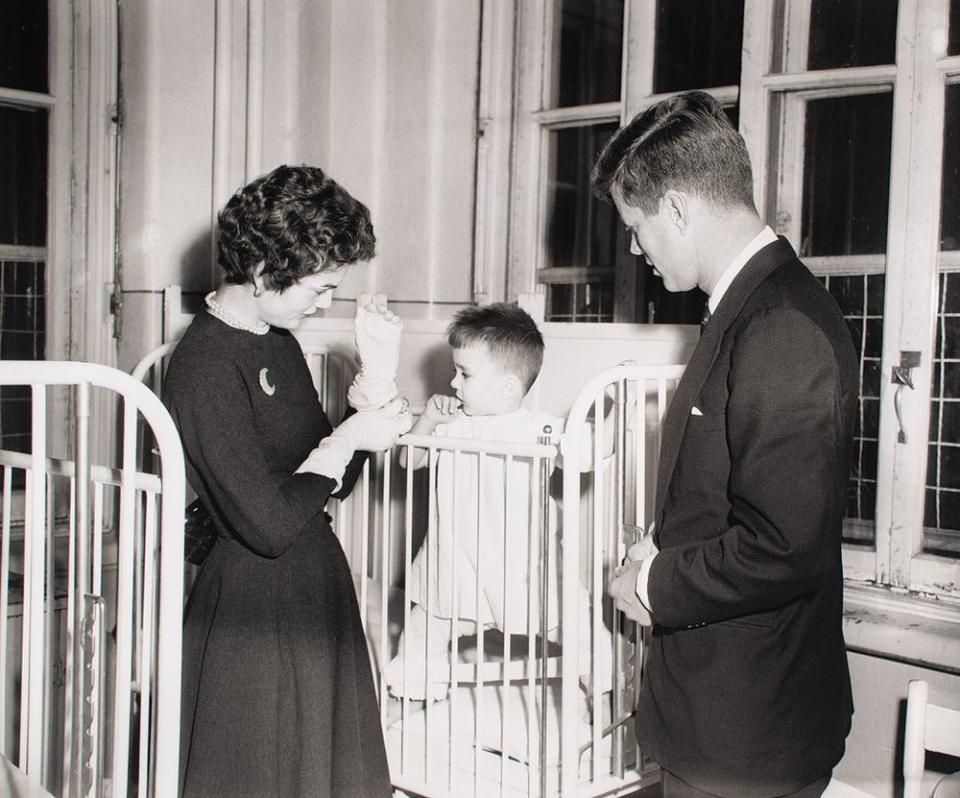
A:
[163, 165, 410, 797]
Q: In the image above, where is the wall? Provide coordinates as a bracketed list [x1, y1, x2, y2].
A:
[117, 0, 481, 371]
[836, 654, 960, 797]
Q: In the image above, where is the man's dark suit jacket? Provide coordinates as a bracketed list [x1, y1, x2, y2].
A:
[637, 237, 857, 796]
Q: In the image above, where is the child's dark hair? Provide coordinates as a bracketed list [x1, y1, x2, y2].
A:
[447, 303, 545, 392]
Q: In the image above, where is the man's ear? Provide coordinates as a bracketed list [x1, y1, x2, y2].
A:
[663, 190, 689, 233]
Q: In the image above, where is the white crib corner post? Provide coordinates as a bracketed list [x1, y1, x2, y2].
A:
[516, 291, 546, 324]
[559, 426, 582, 798]
[162, 285, 183, 343]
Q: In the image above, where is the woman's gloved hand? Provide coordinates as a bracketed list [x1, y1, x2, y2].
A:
[296, 398, 412, 487]
[347, 303, 402, 410]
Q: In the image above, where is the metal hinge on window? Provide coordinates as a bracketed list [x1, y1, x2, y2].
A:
[109, 283, 123, 340]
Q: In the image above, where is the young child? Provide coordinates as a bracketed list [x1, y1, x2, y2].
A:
[384, 303, 580, 706]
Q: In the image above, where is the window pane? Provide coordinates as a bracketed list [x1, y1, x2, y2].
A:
[1, 260, 45, 456]
[0, 105, 48, 246]
[554, 0, 623, 107]
[545, 123, 620, 270]
[547, 281, 614, 322]
[950, 0, 960, 56]
[941, 84, 960, 251]
[653, 0, 744, 94]
[925, 271, 960, 557]
[801, 93, 893, 257]
[807, 0, 898, 70]
[820, 274, 885, 545]
[0, 0, 48, 93]
[643, 277, 707, 325]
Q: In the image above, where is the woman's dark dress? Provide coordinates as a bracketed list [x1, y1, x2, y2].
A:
[163, 310, 390, 798]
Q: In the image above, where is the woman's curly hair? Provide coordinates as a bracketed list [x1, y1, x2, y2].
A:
[217, 165, 376, 290]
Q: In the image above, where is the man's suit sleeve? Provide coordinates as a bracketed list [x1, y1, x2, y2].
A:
[647, 307, 845, 628]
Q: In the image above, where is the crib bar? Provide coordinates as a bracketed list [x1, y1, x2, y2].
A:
[42, 476, 55, 783]
[92, 483, 104, 596]
[111, 398, 138, 793]
[591, 392, 603, 781]
[62, 475, 77, 793]
[538, 436, 552, 798]
[379, 453, 391, 726]
[448, 448, 460, 792]
[360, 457, 370, 634]
[138, 490, 159, 798]
[424, 445, 436, 784]
[401, 446, 415, 773]
[499, 453, 513, 798]
[23, 385, 47, 784]
[474, 450, 485, 798]
[560, 418, 582, 798]
[612, 378, 627, 779]
[0, 466, 12, 755]
[526, 453, 537, 797]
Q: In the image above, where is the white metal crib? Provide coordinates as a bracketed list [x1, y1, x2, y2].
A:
[0, 361, 185, 797]
[334, 362, 684, 798]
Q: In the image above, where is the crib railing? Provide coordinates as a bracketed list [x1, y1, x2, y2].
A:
[0, 361, 185, 798]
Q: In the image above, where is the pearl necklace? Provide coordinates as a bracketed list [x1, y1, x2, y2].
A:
[204, 291, 270, 335]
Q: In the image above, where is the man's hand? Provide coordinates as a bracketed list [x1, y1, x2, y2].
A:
[609, 559, 653, 626]
[626, 531, 658, 563]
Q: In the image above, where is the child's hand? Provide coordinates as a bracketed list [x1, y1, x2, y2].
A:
[421, 394, 461, 425]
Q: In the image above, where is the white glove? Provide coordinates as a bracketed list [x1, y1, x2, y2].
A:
[296, 398, 413, 488]
[347, 303, 402, 411]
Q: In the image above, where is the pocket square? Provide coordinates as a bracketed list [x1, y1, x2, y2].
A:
[690, 406, 703, 416]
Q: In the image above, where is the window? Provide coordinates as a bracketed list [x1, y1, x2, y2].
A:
[494, 0, 960, 604]
[508, 0, 746, 324]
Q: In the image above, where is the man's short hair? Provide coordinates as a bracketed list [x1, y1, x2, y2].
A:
[592, 90, 756, 215]
[217, 164, 375, 291]
[447, 304, 545, 393]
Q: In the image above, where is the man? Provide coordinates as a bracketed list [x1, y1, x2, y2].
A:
[601, 91, 856, 797]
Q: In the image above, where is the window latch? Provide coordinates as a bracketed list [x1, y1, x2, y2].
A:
[892, 351, 921, 444]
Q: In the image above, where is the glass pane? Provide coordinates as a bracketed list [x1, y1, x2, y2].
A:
[924, 271, 960, 557]
[801, 93, 892, 257]
[941, 84, 960, 251]
[820, 274, 885, 545]
[0, 105, 48, 246]
[1, 260, 46, 456]
[653, 0, 744, 94]
[643, 276, 707, 325]
[554, 0, 624, 107]
[547, 281, 614, 322]
[950, 0, 960, 56]
[807, 0, 898, 70]
[0, 0, 48, 93]
[545, 123, 620, 269]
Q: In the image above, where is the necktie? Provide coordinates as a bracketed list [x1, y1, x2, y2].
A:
[700, 304, 711, 335]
